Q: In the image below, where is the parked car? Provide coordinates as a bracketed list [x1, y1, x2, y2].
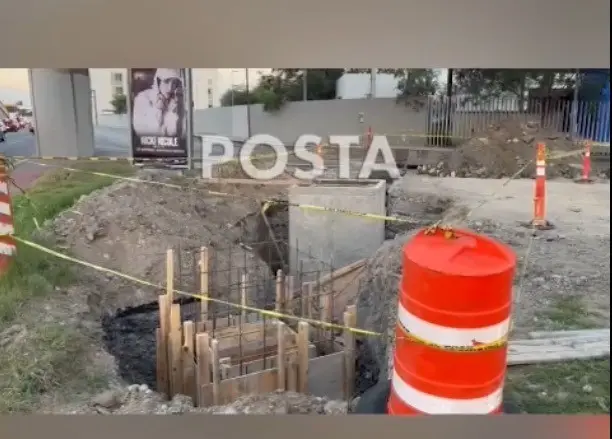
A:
[3, 118, 19, 132]
[0, 124, 5, 142]
[29, 120, 35, 134]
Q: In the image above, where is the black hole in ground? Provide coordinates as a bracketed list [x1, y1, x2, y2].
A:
[101, 297, 199, 391]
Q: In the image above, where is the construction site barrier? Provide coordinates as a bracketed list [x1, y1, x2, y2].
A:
[0, 156, 16, 274]
[576, 142, 594, 184]
[532, 143, 548, 228]
[388, 227, 516, 415]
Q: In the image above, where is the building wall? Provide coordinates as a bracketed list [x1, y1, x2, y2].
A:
[97, 97, 431, 145]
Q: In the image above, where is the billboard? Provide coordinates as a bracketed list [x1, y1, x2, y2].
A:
[129, 68, 188, 165]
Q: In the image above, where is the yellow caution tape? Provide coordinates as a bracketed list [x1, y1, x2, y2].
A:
[15, 145, 593, 230]
[11, 156, 133, 161]
[19, 160, 238, 199]
[397, 321, 507, 353]
[11, 235, 382, 338]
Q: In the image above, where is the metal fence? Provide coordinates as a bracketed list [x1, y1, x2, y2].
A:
[424, 96, 611, 147]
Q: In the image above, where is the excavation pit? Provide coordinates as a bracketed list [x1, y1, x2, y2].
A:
[102, 242, 363, 404]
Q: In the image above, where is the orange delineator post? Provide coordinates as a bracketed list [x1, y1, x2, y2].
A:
[532, 142, 547, 227]
[0, 156, 16, 275]
[576, 142, 593, 183]
[387, 227, 516, 415]
[366, 126, 373, 149]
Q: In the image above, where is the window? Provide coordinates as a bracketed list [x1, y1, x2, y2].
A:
[207, 78, 213, 87]
[207, 87, 213, 96]
[112, 72, 123, 83]
[113, 86, 124, 96]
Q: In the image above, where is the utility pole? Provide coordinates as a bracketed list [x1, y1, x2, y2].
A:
[369, 68, 376, 98]
[571, 68, 581, 140]
[303, 69, 308, 101]
[446, 69, 453, 98]
[245, 68, 251, 138]
[230, 70, 235, 107]
[185, 68, 195, 170]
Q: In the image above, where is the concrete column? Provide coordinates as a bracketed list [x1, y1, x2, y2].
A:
[29, 68, 95, 157]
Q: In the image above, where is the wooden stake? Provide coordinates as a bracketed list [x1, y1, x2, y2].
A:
[240, 273, 248, 322]
[166, 249, 175, 303]
[168, 303, 183, 397]
[199, 247, 209, 322]
[210, 338, 220, 406]
[157, 294, 171, 396]
[195, 332, 211, 406]
[343, 305, 357, 401]
[276, 321, 286, 390]
[286, 353, 298, 392]
[285, 275, 294, 315]
[155, 328, 169, 398]
[181, 320, 197, 403]
[297, 321, 310, 393]
[275, 269, 284, 313]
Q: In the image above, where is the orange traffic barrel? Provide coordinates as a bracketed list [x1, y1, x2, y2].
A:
[0, 158, 16, 275]
[388, 227, 516, 415]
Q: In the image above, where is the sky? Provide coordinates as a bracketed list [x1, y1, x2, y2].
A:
[0, 68, 32, 106]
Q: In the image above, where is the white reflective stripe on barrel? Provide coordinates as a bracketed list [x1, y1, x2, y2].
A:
[391, 370, 503, 414]
[397, 303, 510, 348]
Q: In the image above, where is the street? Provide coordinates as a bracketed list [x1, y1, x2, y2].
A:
[0, 126, 131, 158]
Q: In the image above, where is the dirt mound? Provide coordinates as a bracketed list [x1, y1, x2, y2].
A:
[440, 119, 583, 179]
[42, 171, 283, 315]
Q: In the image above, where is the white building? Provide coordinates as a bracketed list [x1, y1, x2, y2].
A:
[335, 72, 401, 99]
[88, 68, 224, 117]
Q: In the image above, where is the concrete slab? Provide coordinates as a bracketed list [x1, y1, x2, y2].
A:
[288, 179, 386, 280]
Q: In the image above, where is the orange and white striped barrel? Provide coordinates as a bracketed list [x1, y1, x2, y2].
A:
[388, 227, 516, 415]
[532, 143, 547, 226]
[0, 157, 16, 274]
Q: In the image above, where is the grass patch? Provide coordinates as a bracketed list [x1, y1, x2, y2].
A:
[0, 161, 135, 323]
[537, 295, 596, 330]
[506, 359, 610, 414]
[508, 294, 609, 414]
[0, 324, 108, 413]
[0, 161, 135, 412]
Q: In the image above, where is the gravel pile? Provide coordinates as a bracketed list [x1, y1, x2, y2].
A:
[69, 385, 349, 415]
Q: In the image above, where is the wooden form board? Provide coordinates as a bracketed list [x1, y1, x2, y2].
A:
[200, 369, 280, 407]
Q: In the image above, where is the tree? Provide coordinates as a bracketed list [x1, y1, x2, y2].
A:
[220, 87, 252, 107]
[110, 93, 127, 114]
[451, 69, 578, 106]
[219, 69, 345, 112]
[218, 68, 441, 112]
[394, 69, 440, 106]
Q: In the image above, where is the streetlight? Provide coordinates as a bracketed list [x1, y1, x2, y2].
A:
[230, 69, 241, 106]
